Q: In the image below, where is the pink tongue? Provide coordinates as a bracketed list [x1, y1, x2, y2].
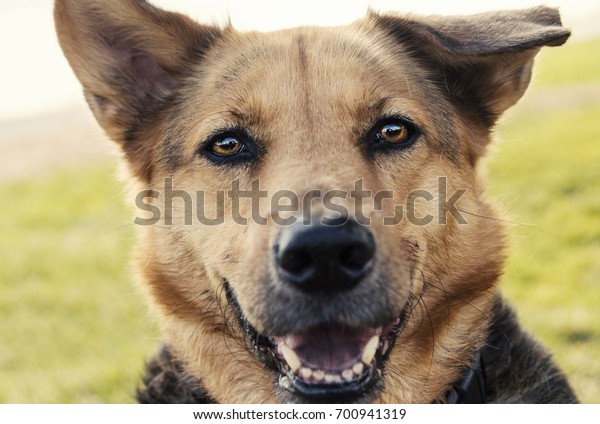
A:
[277, 325, 380, 371]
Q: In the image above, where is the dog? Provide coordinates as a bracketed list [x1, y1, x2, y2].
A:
[55, 0, 578, 403]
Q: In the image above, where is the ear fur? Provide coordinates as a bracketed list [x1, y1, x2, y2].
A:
[370, 6, 571, 126]
[54, 0, 223, 181]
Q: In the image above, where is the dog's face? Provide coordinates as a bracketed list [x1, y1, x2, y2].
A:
[55, 0, 569, 403]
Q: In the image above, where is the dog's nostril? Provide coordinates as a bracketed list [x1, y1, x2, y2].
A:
[279, 248, 313, 275]
[339, 243, 373, 273]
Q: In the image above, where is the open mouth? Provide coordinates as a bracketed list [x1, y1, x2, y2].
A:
[225, 282, 400, 402]
[269, 322, 399, 401]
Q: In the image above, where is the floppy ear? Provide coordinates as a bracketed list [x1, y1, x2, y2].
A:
[54, 0, 222, 180]
[370, 6, 570, 126]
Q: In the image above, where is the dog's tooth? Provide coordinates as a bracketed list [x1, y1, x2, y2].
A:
[313, 370, 325, 381]
[279, 345, 301, 373]
[278, 375, 292, 390]
[324, 374, 342, 384]
[361, 335, 379, 365]
[352, 362, 364, 375]
[382, 340, 390, 355]
[342, 369, 354, 381]
[299, 367, 312, 379]
[279, 344, 301, 373]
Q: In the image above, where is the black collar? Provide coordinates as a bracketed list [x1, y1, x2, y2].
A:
[444, 350, 487, 404]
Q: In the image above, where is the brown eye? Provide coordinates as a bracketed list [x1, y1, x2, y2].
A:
[377, 122, 409, 144]
[201, 128, 257, 165]
[211, 136, 244, 156]
[368, 117, 419, 153]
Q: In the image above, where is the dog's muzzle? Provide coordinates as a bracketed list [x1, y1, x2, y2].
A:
[226, 217, 404, 402]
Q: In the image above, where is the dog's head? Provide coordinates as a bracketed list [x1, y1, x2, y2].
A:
[55, 0, 569, 403]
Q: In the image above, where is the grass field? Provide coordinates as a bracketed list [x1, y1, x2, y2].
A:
[0, 38, 598, 403]
[0, 165, 159, 402]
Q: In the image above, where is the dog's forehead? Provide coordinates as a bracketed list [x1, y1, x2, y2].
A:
[194, 25, 431, 125]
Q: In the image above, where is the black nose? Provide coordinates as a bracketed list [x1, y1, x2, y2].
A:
[274, 217, 375, 294]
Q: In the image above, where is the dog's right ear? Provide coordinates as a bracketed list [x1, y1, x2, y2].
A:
[54, 0, 222, 180]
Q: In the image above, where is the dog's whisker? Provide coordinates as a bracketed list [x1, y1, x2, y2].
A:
[457, 208, 542, 231]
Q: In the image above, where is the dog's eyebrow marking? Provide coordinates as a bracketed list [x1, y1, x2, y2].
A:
[230, 109, 258, 127]
[368, 97, 391, 115]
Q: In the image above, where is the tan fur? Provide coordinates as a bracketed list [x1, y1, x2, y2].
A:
[55, 0, 571, 403]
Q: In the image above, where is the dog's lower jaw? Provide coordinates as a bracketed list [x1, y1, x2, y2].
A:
[275, 375, 384, 404]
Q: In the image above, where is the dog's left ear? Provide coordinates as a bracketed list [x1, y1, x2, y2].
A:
[370, 6, 570, 126]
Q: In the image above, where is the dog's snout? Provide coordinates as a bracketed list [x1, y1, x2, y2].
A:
[274, 218, 375, 294]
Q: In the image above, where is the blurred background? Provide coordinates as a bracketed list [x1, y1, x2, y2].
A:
[0, 0, 598, 403]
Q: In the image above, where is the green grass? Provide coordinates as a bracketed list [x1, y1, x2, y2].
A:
[534, 38, 600, 87]
[1, 38, 598, 403]
[489, 103, 600, 404]
[0, 164, 158, 403]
